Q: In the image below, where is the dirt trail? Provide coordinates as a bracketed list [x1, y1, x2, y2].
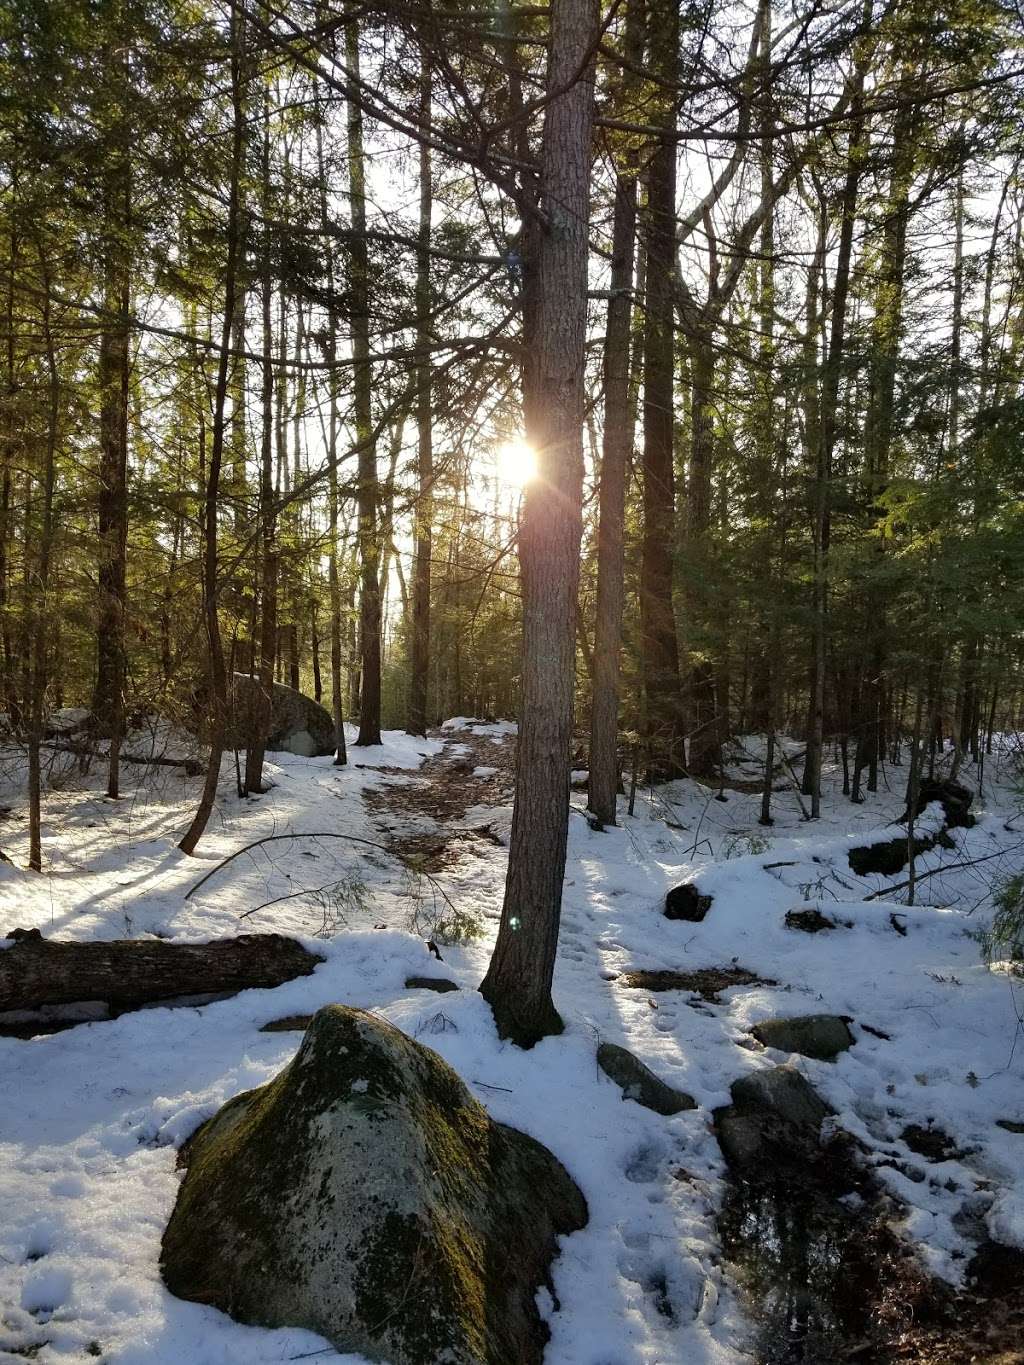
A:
[361, 725, 516, 871]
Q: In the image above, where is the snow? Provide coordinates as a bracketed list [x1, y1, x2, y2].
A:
[1, 725, 1023, 1362]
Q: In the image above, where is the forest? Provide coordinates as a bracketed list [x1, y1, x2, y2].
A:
[2, 0, 1024, 1361]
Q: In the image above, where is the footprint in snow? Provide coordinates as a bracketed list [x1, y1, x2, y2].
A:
[624, 1140, 665, 1184]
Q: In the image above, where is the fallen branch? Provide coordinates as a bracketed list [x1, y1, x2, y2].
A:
[42, 741, 204, 776]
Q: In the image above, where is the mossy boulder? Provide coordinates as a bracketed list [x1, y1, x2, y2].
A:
[160, 1005, 587, 1365]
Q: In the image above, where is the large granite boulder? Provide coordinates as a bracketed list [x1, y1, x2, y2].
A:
[161, 1006, 587, 1365]
[230, 673, 335, 757]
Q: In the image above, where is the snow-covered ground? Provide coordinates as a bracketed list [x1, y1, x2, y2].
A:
[1, 727, 1023, 1363]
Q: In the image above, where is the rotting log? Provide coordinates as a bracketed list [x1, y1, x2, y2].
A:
[0, 927, 322, 1015]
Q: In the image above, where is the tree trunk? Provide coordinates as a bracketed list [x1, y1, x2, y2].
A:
[179, 12, 245, 854]
[805, 62, 867, 816]
[639, 0, 686, 782]
[27, 256, 59, 871]
[348, 22, 382, 746]
[854, 69, 914, 799]
[244, 84, 278, 797]
[480, 0, 598, 1046]
[407, 53, 433, 738]
[588, 3, 641, 825]
[684, 325, 721, 777]
[93, 20, 131, 801]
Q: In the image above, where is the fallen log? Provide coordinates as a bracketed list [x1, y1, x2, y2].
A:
[0, 927, 322, 1015]
[41, 741, 205, 776]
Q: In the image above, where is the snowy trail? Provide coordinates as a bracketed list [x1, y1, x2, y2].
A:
[1, 727, 1023, 1363]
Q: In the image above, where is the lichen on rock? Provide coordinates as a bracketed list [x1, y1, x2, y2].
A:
[160, 1005, 587, 1365]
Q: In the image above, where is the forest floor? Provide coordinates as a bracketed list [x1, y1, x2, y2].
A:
[1, 722, 1023, 1363]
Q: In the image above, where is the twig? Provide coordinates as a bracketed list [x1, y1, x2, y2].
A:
[184, 831, 463, 923]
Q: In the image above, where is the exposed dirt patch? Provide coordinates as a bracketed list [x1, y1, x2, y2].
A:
[900, 1123, 967, 1163]
[617, 966, 773, 1001]
[784, 908, 853, 933]
[362, 726, 515, 870]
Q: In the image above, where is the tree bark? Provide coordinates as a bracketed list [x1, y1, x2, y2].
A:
[480, 0, 598, 1046]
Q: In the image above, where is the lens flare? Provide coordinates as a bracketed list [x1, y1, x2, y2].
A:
[495, 438, 538, 488]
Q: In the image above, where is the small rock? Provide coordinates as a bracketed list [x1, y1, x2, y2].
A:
[715, 1065, 833, 1173]
[404, 976, 459, 994]
[751, 1015, 854, 1062]
[664, 883, 713, 922]
[996, 1119, 1024, 1134]
[596, 1043, 697, 1117]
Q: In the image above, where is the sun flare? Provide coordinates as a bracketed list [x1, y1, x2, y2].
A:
[494, 438, 538, 488]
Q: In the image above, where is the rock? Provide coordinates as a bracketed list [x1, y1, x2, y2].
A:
[996, 1119, 1024, 1135]
[715, 1064, 833, 1173]
[229, 673, 335, 757]
[907, 778, 975, 830]
[850, 782, 973, 877]
[404, 975, 459, 994]
[161, 1005, 587, 1365]
[596, 1043, 697, 1116]
[664, 883, 713, 922]
[751, 1015, 854, 1062]
[848, 833, 937, 878]
[784, 908, 848, 933]
[259, 1014, 314, 1032]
